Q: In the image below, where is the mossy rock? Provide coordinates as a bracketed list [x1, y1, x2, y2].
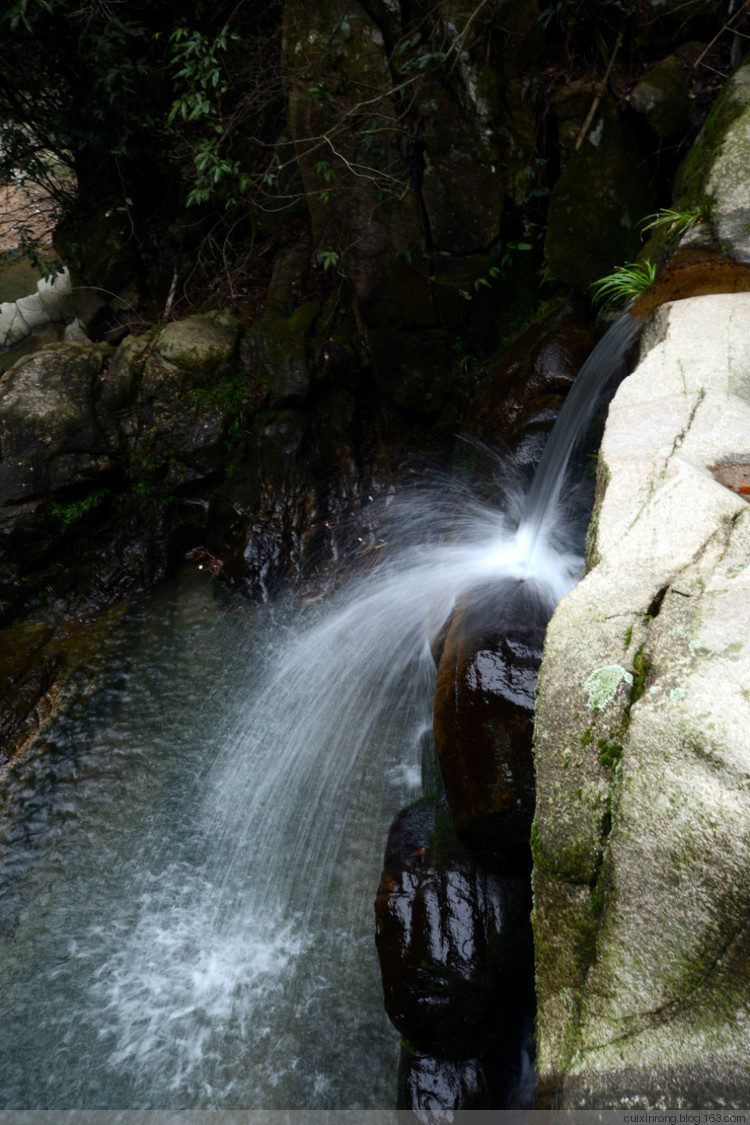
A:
[673, 61, 750, 262]
[544, 98, 655, 291]
[240, 302, 320, 407]
[0, 342, 115, 506]
[154, 310, 240, 375]
[630, 45, 701, 143]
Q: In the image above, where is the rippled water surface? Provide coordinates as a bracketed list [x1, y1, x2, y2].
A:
[0, 452, 586, 1111]
[0, 571, 426, 1109]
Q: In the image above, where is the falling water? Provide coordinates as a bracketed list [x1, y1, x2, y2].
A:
[520, 309, 642, 544]
[0, 312, 640, 1109]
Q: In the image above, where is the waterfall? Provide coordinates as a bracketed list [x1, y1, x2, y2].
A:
[0, 312, 641, 1110]
[520, 309, 642, 545]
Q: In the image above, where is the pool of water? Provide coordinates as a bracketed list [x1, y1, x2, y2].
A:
[0, 569, 424, 1109]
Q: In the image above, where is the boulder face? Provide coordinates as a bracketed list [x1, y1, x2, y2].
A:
[544, 96, 656, 291]
[629, 44, 702, 143]
[675, 61, 750, 264]
[532, 293, 750, 1109]
[374, 795, 535, 1110]
[433, 583, 546, 873]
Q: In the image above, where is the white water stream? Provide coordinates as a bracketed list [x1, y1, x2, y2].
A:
[0, 314, 638, 1109]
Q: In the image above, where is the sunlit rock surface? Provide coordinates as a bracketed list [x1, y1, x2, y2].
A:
[533, 293, 750, 1109]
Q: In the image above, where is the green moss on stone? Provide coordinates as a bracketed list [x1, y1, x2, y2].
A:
[597, 736, 623, 771]
[673, 77, 748, 210]
[631, 645, 653, 705]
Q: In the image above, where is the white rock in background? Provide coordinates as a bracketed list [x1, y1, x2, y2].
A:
[63, 317, 90, 342]
[0, 302, 31, 348]
[36, 267, 73, 322]
[15, 291, 49, 331]
[0, 266, 71, 349]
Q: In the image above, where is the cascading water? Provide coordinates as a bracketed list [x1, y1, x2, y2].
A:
[0, 311, 640, 1109]
[520, 310, 642, 543]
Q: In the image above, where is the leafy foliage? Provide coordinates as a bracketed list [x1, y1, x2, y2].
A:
[591, 259, 658, 309]
[639, 205, 711, 240]
[51, 488, 111, 530]
[0, 0, 284, 298]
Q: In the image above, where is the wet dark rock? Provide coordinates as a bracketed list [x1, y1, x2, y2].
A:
[397, 1052, 490, 1113]
[432, 585, 546, 873]
[465, 299, 594, 459]
[368, 327, 451, 417]
[375, 796, 535, 1111]
[375, 798, 533, 1057]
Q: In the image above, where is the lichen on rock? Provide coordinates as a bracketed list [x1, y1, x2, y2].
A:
[583, 664, 633, 711]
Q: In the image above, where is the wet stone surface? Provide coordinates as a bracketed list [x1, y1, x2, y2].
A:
[432, 583, 546, 874]
[375, 796, 535, 1110]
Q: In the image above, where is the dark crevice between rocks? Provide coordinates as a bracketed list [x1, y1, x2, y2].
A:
[645, 584, 669, 621]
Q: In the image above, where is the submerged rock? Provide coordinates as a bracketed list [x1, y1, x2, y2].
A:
[397, 1053, 490, 1113]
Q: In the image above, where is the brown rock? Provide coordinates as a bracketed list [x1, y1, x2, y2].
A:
[433, 584, 546, 872]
